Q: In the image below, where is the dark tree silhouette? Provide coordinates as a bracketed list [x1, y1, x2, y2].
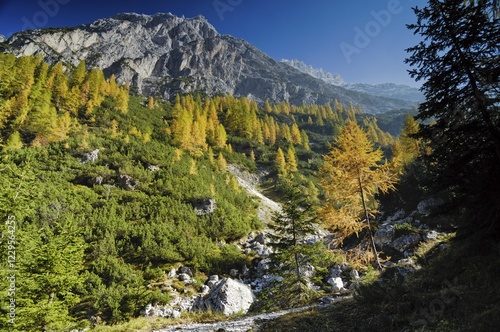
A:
[406, 0, 500, 231]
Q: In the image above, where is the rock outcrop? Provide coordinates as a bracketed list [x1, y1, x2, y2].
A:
[3, 12, 416, 113]
[374, 199, 449, 259]
[192, 198, 217, 216]
[81, 149, 100, 163]
[194, 278, 255, 315]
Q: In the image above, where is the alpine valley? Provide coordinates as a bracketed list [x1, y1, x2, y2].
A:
[1, 7, 499, 332]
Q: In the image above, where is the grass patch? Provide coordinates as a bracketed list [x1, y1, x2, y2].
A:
[91, 309, 247, 331]
[91, 317, 170, 332]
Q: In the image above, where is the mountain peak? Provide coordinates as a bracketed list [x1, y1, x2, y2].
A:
[110, 12, 211, 24]
[281, 59, 346, 86]
[282, 59, 424, 103]
[3, 13, 417, 113]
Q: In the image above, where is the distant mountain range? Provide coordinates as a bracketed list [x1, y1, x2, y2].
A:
[281, 59, 425, 103]
[280, 59, 347, 86]
[1, 13, 418, 114]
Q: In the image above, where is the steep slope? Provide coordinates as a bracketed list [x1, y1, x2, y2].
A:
[227, 165, 281, 224]
[3, 12, 415, 114]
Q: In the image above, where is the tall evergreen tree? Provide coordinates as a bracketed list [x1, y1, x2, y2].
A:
[69, 60, 86, 88]
[275, 147, 287, 176]
[265, 185, 322, 309]
[406, 0, 500, 231]
[286, 145, 298, 173]
[290, 122, 302, 145]
[393, 115, 422, 169]
[217, 153, 227, 173]
[300, 129, 310, 151]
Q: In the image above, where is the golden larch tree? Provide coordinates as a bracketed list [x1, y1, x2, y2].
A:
[318, 120, 397, 269]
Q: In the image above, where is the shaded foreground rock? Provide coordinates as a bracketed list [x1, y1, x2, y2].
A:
[193, 278, 255, 315]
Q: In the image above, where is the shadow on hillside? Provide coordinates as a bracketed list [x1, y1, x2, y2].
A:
[258, 229, 500, 331]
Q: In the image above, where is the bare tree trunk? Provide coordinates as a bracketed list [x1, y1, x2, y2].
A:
[292, 219, 301, 279]
[357, 173, 382, 270]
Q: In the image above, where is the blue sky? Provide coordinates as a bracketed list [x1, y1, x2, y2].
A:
[0, 0, 427, 87]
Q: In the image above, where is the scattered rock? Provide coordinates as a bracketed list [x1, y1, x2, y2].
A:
[424, 230, 439, 241]
[391, 233, 422, 253]
[252, 242, 272, 257]
[327, 277, 347, 293]
[417, 198, 444, 215]
[254, 232, 268, 244]
[178, 273, 191, 282]
[179, 266, 193, 277]
[117, 174, 138, 190]
[81, 149, 99, 163]
[374, 224, 395, 249]
[299, 263, 315, 279]
[147, 164, 160, 172]
[94, 176, 104, 185]
[207, 275, 219, 288]
[329, 265, 344, 278]
[384, 209, 406, 224]
[142, 303, 184, 319]
[168, 268, 177, 278]
[256, 258, 271, 277]
[193, 198, 217, 216]
[200, 285, 210, 295]
[397, 258, 416, 266]
[383, 266, 417, 282]
[242, 265, 250, 277]
[349, 281, 361, 291]
[349, 269, 360, 280]
[393, 216, 414, 225]
[230, 269, 239, 278]
[319, 296, 336, 305]
[194, 278, 255, 315]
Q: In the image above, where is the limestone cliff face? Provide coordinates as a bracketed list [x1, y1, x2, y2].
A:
[4, 12, 415, 113]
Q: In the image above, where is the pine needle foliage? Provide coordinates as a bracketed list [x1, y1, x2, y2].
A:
[263, 184, 323, 309]
[405, 0, 500, 233]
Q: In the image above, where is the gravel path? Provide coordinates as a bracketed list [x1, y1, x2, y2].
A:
[154, 296, 351, 332]
[153, 305, 315, 332]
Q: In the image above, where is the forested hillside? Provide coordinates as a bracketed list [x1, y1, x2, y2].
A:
[0, 54, 397, 330]
[259, 1, 500, 330]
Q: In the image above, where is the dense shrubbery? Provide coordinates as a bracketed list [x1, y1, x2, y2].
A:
[0, 54, 397, 329]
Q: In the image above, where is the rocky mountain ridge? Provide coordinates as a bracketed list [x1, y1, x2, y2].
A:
[281, 59, 425, 103]
[345, 82, 425, 103]
[2, 12, 416, 114]
[281, 58, 347, 86]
